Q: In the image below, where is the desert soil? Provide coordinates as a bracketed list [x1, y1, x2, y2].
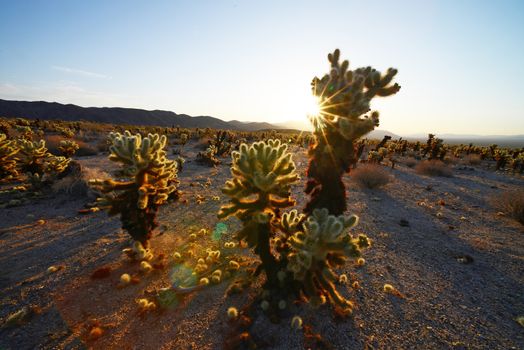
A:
[1, 142, 523, 350]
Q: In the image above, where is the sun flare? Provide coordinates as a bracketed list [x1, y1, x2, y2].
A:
[305, 94, 322, 118]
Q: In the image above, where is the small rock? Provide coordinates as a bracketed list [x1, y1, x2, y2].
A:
[399, 219, 410, 227]
[456, 255, 474, 264]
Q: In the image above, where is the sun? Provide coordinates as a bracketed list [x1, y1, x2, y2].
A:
[305, 94, 321, 118]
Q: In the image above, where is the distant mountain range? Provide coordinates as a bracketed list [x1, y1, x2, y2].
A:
[0, 99, 521, 147]
[0, 99, 275, 131]
[404, 133, 524, 148]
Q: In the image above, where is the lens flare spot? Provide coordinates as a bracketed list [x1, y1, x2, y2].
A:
[212, 222, 228, 241]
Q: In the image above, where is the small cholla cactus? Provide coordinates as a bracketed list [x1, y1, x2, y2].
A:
[510, 152, 524, 174]
[89, 131, 179, 247]
[305, 49, 400, 215]
[374, 135, 391, 151]
[15, 125, 34, 140]
[17, 139, 48, 175]
[197, 145, 221, 166]
[0, 133, 19, 182]
[367, 147, 387, 164]
[213, 130, 233, 156]
[175, 156, 185, 172]
[16, 138, 70, 187]
[494, 149, 510, 171]
[287, 208, 370, 314]
[56, 126, 75, 138]
[58, 140, 79, 158]
[218, 139, 298, 286]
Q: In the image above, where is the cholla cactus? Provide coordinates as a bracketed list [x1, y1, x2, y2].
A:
[17, 139, 49, 175]
[510, 152, 524, 174]
[56, 126, 75, 138]
[15, 125, 34, 140]
[90, 131, 179, 246]
[0, 133, 19, 182]
[16, 138, 70, 187]
[58, 140, 79, 158]
[213, 130, 233, 156]
[306, 49, 400, 215]
[494, 149, 510, 171]
[197, 145, 221, 166]
[287, 209, 370, 313]
[218, 139, 298, 286]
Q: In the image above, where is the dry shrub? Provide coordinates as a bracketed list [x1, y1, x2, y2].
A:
[351, 164, 391, 189]
[44, 134, 64, 155]
[443, 156, 459, 165]
[196, 136, 212, 150]
[96, 137, 110, 153]
[415, 160, 452, 177]
[490, 189, 524, 225]
[465, 154, 481, 165]
[75, 140, 98, 156]
[52, 165, 109, 198]
[404, 157, 417, 168]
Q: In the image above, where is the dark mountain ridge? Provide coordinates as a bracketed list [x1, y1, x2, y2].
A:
[0, 99, 275, 131]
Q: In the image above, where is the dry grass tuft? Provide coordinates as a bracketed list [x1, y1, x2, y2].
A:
[74, 140, 98, 156]
[52, 165, 109, 198]
[465, 154, 482, 165]
[490, 189, 524, 225]
[404, 158, 417, 168]
[351, 164, 391, 189]
[415, 160, 452, 177]
[44, 135, 64, 155]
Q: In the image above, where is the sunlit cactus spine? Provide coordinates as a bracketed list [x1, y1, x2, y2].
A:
[0, 133, 20, 182]
[16, 138, 48, 175]
[374, 135, 391, 151]
[58, 139, 79, 158]
[213, 130, 233, 156]
[305, 49, 400, 215]
[218, 139, 299, 286]
[89, 131, 179, 247]
[494, 149, 510, 171]
[27, 155, 70, 189]
[510, 152, 524, 174]
[197, 145, 221, 166]
[287, 208, 370, 314]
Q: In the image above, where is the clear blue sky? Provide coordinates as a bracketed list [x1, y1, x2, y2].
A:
[1, 0, 523, 135]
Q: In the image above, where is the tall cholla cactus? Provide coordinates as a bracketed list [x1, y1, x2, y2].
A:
[90, 131, 178, 247]
[0, 133, 19, 181]
[287, 208, 370, 314]
[218, 139, 298, 286]
[306, 49, 400, 215]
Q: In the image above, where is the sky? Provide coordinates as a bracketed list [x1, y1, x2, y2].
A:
[1, 0, 523, 136]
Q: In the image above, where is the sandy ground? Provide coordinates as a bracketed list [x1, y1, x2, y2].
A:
[1, 142, 523, 349]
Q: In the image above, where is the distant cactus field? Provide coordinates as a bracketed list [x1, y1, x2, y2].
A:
[1, 51, 523, 350]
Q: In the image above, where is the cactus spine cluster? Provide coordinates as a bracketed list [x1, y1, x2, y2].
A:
[90, 131, 178, 246]
[16, 138, 70, 185]
[305, 49, 400, 215]
[58, 139, 79, 158]
[0, 133, 19, 181]
[287, 208, 370, 313]
[16, 139, 49, 176]
[218, 139, 298, 286]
